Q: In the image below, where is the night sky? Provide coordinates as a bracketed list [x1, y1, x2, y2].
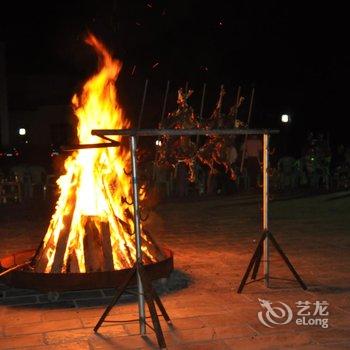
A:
[0, 1, 348, 150]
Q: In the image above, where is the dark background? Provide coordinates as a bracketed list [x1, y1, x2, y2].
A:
[0, 1, 348, 156]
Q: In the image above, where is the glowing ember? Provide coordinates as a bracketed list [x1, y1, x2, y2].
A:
[33, 34, 164, 274]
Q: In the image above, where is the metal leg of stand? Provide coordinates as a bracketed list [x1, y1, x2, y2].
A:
[138, 263, 171, 323]
[251, 244, 263, 280]
[94, 264, 136, 332]
[237, 231, 267, 293]
[138, 262, 167, 349]
[263, 133, 270, 287]
[268, 232, 307, 290]
[130, 135, 146, 335]
[238, 135, 307, 292]
[94, 259, 170, 349]
[264, 233, 270, 287]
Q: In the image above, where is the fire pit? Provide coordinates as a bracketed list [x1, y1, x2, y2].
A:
[0, 247, 173, 292]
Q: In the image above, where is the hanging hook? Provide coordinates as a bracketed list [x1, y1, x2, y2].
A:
[124, 208, 133, 220]
[121, 196, 133, 206]
[140, 208, 149, 222]
[124, 168, 132, 176]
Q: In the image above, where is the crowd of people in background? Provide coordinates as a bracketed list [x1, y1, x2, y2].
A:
[142, 132, 350, 200]
[0, 132, 349, 204]
[272, 133, 350, 194]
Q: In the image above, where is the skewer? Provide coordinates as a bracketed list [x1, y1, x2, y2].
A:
[233, 85, 241, 123]
[240, 87, 255, 173]
[137, 79, 149, 132]
[196, 83, 207, 145]
[0, 262, 31, 277]
[160, 80, 170, 126]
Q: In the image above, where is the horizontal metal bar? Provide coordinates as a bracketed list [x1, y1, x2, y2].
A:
[91, 128, 279, 137]
[61, 142, 120, 151]
[98, 135, 119, 143]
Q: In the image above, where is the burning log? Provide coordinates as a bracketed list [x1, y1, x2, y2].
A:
[33, 232, 56, 273]
[34, 171, 78, 273]
[112, 215, 134, 268]
[100, 220, 115, 271]
[83, 216, 105, 272]
[143, 229, 165, 261]
[51, 198, 78, 273]
[66, 250, 80, 273]
[34, 204, 76, 273]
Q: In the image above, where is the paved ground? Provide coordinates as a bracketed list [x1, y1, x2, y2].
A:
[1, 191, 350, 349]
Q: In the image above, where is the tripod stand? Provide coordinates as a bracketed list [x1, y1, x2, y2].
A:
[237, 230, 307, 293]
[94, 135, 170, 349]
[237, 134, 307, 293]
[94, 259, 171, 349]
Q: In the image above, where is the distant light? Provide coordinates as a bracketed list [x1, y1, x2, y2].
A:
[19, 128, 26, 135]
[281, 114, 290, 123]
[155, 140, 162, 146]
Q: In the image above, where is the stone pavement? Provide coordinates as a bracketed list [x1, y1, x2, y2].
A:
[1, 192, 350, 349]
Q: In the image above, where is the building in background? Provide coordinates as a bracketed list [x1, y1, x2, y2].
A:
[0, 43, 9, 147]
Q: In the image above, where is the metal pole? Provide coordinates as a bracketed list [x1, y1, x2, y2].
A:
[236, 86, 241, 106]
[233, 85, 241, 124]
[199, 83, 206, 119]
[263, 133, 270, 287]
[92, 129, 279, 137]
[185, 81, 189, 95]
[160, 80, 170, 126]
[156, 80, 170, 166]
[240, 87, 255, 173]
[196, 83, 207, 145]
[130, 135, 146, 334]
[137, 79, 149, 132]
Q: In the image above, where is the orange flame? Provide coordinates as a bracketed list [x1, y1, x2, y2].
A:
[39, 34, 158, 273]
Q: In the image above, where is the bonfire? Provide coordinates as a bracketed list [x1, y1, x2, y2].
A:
[31, 34, 165, 274]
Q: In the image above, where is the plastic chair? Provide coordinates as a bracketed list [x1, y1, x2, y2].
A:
[28, 165, 47, 198]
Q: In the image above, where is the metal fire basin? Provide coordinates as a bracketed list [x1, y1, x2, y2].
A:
[0, 247, 173, 292]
